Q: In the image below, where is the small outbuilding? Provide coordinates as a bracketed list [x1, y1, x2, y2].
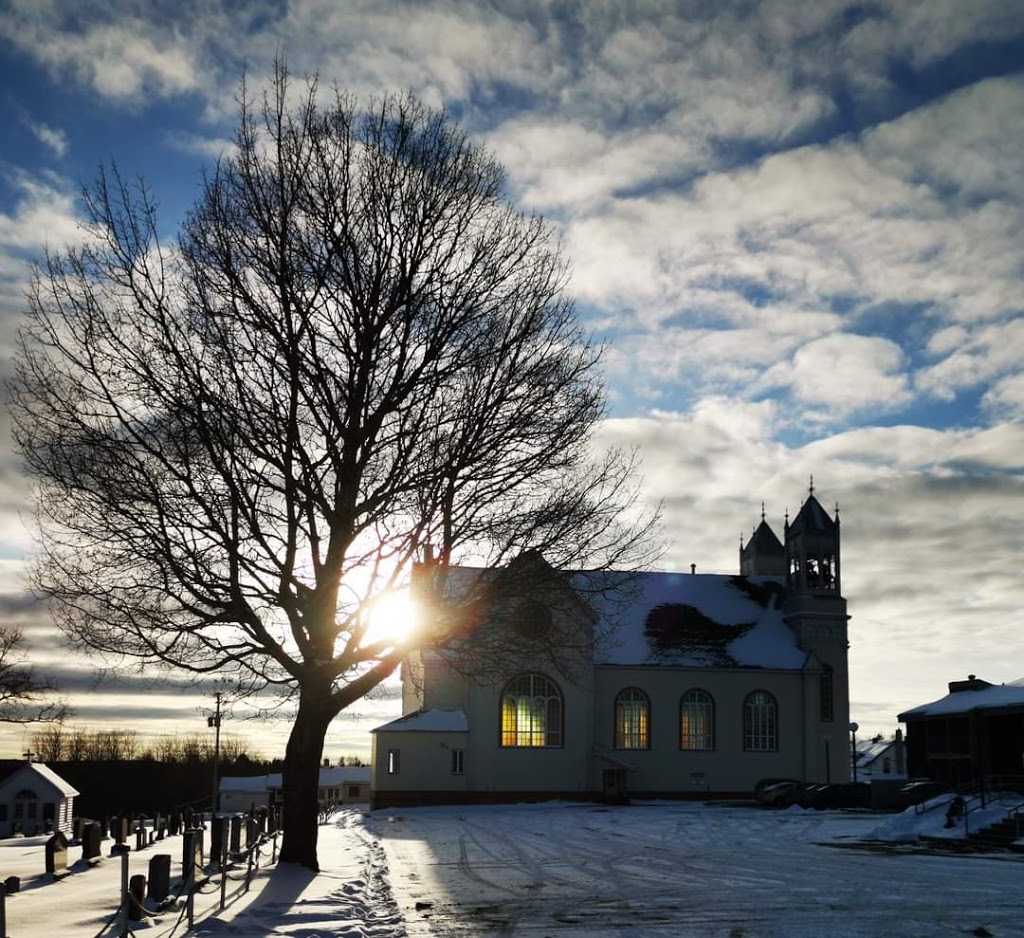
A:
[898, 675, 1024, 786]
[219, 765, 371, 813]
[0, 760, 79, 837]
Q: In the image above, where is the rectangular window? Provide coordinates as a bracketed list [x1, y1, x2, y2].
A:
[387, 749, 400, 775]
[347, 785, 360, 798]
[451, 749, 465, 775]
[820, 667, 834, 722]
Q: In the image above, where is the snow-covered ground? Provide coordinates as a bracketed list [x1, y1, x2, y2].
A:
[0, 800, 1021, 937]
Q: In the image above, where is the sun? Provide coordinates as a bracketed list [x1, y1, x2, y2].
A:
[363, 587, 418, 648]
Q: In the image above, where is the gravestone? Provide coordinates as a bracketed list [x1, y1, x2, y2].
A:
[182, 829, 204, 882]
[112, 817, 129, 845]
[72, 817, 86, 842]
[229, 815, 246, 856]
[147, 854, 171, 902]
[135, 826, 147, 852]
[82, 821, 102, 860]
[4, 876, 19, 895]
[168, 814, 181, 837]
[45, 831, 69, 876]
[128, 874, 146, 921]
[210, 817, 229, 866]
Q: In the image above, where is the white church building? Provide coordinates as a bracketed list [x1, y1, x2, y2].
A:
[371, 488, 850, 807]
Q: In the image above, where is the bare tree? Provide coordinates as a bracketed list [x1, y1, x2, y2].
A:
[10, 68, 657, 870]
[0, 625, 67, 725]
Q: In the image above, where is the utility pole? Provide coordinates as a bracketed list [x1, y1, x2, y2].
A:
[208, 692, 222, 817]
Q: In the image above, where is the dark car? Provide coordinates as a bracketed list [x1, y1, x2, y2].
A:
[801, 782, 871, 810]
[776, 783, 828, 808]
[754, 777, 802, 806]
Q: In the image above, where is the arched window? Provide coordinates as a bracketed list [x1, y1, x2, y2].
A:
[744, 691, 778, 751]
[820, 665, 834, 722]
[614, 688, 650, 749]
[680, 689, 715, 750]
[500, 673, 563, 747]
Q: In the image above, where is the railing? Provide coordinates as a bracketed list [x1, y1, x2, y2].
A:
[913, 775, 1024, 838]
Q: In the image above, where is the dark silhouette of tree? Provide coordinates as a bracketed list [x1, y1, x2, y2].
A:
[0, 625, 67, 725]
[9, 66, 657, 870]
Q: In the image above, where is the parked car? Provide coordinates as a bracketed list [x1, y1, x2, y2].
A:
[756, 781, 802, 807]
[775, 783, 828, 808]
[754, 777, 801, 806]
[801, 782, 871, 810]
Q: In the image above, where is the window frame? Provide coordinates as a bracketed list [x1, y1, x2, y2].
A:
[500, 673, 564, 748]
[820, 664, 834, 722]
[613, 687, 651, 750]
[679, 688, 716, 751]
[451, 748, 465, 775]
[743, 690, 779, 752]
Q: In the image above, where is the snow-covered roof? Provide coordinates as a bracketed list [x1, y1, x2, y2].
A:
[372, 708, 468, 733]
[855, 738, 895, 767]
[220, 766, 371, 792]
[0, 761, 79, 797]
[581, 571, 808, 670]
[899, 678, 1024, 720]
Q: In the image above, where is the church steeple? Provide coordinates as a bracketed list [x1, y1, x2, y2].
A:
[785, 482, 841, 595]
[740, 504, 786, 577]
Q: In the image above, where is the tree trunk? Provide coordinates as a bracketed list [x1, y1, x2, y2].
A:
[278, 689, 335, 871]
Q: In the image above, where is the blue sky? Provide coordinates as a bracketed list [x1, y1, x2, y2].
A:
[1, 0, 1023, 759]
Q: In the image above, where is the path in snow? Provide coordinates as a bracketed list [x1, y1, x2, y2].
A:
[370, 802, 1024, 937]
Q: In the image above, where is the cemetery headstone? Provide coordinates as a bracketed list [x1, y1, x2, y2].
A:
[4, 876, 19, 895]
[72, 817, 86, 842]
[82, 821, 102, 860]
[210, 817, 229, 866]
[147, 854, 171, 902]
[182, 829, 204, 882]
[135, 826, 147, 852]
[45, 830, 69, 877]
[229, 815, 246, 856]
[128, 874, 146, 922]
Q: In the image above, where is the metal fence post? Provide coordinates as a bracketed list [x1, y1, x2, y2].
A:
[0, 882, 7, 938]
[120, 850, 130, 938]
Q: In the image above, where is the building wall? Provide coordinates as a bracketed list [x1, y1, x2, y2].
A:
[371, 730, 469, 799]
[593, 666, 819, 794]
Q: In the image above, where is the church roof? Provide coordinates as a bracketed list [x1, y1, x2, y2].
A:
[787, 494, 836, 537]
[579, 571, 808, 670]
[745, 519, 784, 555]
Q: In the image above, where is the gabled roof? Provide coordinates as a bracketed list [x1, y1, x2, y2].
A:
[0, 761, 79, 797]
[372, 708, 469, 732]
[745, 520, 784, 555]
[899, 678, 1024, 720]
[581, 571, 807, 670]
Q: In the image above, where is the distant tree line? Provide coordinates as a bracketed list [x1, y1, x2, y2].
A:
[29, 723, 266, 764]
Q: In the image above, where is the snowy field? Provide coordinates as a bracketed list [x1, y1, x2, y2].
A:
[0, 801, 1021, 937]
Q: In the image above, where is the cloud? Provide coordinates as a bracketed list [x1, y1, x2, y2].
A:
[916, 318, 1024, 402]
[23, 118, 68, 158]
[597, 403, 1024, 738]
[759, 333, 912, 416]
